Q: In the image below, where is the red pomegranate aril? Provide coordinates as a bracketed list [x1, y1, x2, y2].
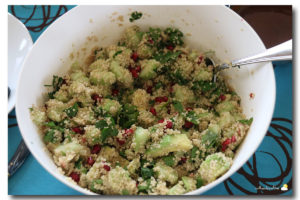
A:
[148, 39, 154, 44]
[117, 138, 125, 145]
[221, 138, 232, 152]
[91, 144, 101, 154]
[125, 128, 134, 136]
[150, 107, 157, 116]
[103, 165, 111, 171]
[231, 135, 236, 143]
[131, 52, 138, 62]
[112, 89, 119, 96]
[166, 121, 173, 129]
[70, 172, 80, 183]
[146, 86, 153, 94]
[131, 70, 139, 78]
[92, 94, 102, 103]
[72, 127, 84, 135]
[162, 96, 168, 102]
[158, 119, 165, 123]
[167, 45, 174, 50]
[197, 56, 203, 64]
[185, 107, 193, 111]
[180, 157, 187, 163]
[155, 96, 168, 103]
[184, 121, 193, 129]
[87, 157, 95, 166]
[136, 65, 141, 72]
[219, 94, 226, 101]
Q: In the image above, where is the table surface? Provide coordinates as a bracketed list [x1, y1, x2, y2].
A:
[8, 5, 293, 195]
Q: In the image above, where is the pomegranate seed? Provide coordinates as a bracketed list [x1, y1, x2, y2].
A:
[125, 129, 134, 136]
[92, 94, 102, 103]
[158, 119, 164, 123]
[136, 183, 139, 187]
[148, 38, 154, 44]
[166, 121, 173, 129]
[250, 93, 255, 99]
[70, 172, 80, 183]
[180, 157, 187, 163]
[72, 127, 84, 135]
[197, 56, 203, 64]
[184, 121, 193, 129]
[131, 52, 138, 62]
[117, 138, 125, 145]
[146, 86, 153, 94]
[103, 165, 111, 171]
[221, 138, 232, 152]
[91, 144, 101, 154]
[219, 94, 226, 101]
[150, 107, 156, 116]
[185, 107, 193, 111]
[112, 89, 119, 96]
[136, 66, 141, 72]
[131, 69, 139, 78]
[155, 96, 168, 103]
[231, 135, 236, 143]
[87, 156, 95, 166]
[166, 45, 174, 50]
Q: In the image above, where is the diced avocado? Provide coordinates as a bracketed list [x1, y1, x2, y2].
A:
[182, 176, 197, 192]
[110, 60, 133, 88]
[146, 134, 193, 158]
[215, 101, 237, 113]
[101, 99, 121, 116]
[54, 142, 90, 156]
[139, 59, 160, 80]
[90, 69, 116, 86]
[167, 182, 186, 195]
[173, 84, 195, 104]
[198, 152, 232, 183]
[134, 127, 150, 152]
[153, 162, 178, 184]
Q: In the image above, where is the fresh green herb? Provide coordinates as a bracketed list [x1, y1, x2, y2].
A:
[44, 121, 64, 132]
[141, 167, 154, 180]
[164, 27, 184, 46]
[239, 117, 253, 125]
[43, 129, 55, 143]
[64, 103, 79, 118]
[95, 118, 118, 142]
[154, 51, 181, 64]
[81, 167, 88, 174]
[155, 82, 163, 90]
[196, 177, 204, 188]
[172, 101, 184, 113]
[113, 50, 123, 58]
[169, 70, 188, 85]
[95, 179, 103, 184]
[75, 158, 82, 169]
[190, 146, 199, 159]
[129, 11, 143, 22]
[146, 27, 162, 46]
[163, 155, 175, 167]
[66, 135, 72, 142]
[192, 81, 216, 92]
[201, 130, 220, 148]
[185, 111, 199, 125]
[138, 179, 151, 193]
[118, 104, 139, 129]
[119, 150, 127, 158]
[47, 75, 64, 99]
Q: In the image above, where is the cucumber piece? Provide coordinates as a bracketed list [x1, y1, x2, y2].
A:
[101, 99, 121, 116]
[90, 69, 116, 86]
[134, 127, 150, 152]
[110, 60, 133, 88]
[54, 142, 89, 156]
[167, 182, 186, 195]
[139, 59, 160, 80]
[173, 84, 195, 104]
[153, 162, 178, 184]
[30, 107, 47, 127]
[198, 152, 232, 183]
[182, 176, 197, 192]
[215, 101, 237, 113]
[146, 134, 193, 158]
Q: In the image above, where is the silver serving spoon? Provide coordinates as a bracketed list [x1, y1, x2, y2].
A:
[212, 40, 292, 82]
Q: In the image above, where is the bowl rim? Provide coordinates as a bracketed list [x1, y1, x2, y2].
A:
[15, 5, 276, 195]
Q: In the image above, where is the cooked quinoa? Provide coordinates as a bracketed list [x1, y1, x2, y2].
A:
[30, 25, 253, 195]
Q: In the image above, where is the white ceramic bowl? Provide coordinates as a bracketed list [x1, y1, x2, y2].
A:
[8, 13, 33, 113]
[16, 5, 275, 195]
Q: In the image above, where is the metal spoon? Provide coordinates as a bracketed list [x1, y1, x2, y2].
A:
[212, 39, 292, 82]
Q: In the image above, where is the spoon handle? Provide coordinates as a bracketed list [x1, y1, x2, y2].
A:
[232, 39, 292, 66]
[8, 139, 30, 177]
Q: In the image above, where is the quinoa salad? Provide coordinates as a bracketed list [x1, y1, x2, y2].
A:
[30, 24, 253, 195]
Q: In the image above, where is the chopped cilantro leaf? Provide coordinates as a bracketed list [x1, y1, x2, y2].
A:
[239, 117, 253, 125]
[129, 11, 143, 22]
[64, 103, 79, 118]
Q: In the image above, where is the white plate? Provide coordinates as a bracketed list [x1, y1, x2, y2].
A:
[16, 6, 275, 195]
[8, 13, 33, 113]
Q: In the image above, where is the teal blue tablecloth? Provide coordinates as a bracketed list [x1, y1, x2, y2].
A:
[8, 5, 293, 195]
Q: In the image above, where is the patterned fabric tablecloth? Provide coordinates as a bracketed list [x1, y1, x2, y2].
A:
[8, 5, 293, 195]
